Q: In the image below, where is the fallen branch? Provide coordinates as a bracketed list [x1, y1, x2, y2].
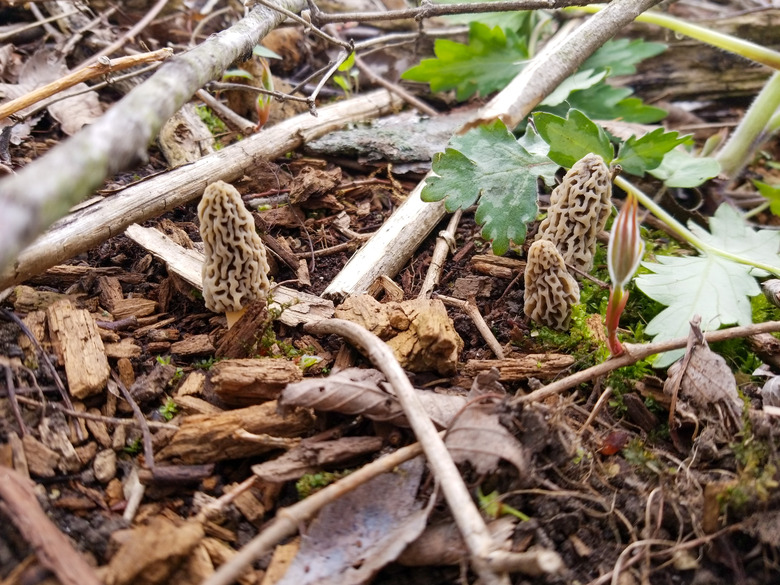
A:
[513, 319, 780, 405]
[0, 89, 401, 290]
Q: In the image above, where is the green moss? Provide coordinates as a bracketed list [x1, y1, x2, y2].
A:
[721, 419, 780, 514]
[296, 469, 353, 499]
[195, 105, 228, 135]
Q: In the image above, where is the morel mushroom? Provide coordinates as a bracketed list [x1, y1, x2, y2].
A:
[524, 239, 580, 330]
[198, 180, 271, 328]
[537, 153, 611, 273]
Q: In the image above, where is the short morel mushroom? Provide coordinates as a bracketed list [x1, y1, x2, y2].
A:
[537, 153, 612, 273]
[198, 180, 271, 328]
[524, 239, 580, 330]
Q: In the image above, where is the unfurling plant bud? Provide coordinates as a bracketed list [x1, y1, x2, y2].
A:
[605, 192, 644, 356]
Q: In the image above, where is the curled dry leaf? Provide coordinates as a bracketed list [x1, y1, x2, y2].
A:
[277, 457, 428, 585]
[445, 399, 529, 478]
[279, 367, 468, 429]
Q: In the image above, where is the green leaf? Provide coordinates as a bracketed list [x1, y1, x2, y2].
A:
[615, 128, 691, 175]
[648, 149, 721, 188]
[580, 38, 666, 76]
[338, 51, 356, 72]
[422, 120, 558, 254]
[752, 179, 780, 215]
[401, 22, 529, 101]
[223, 69, 253, 80]
[253, 45, 282, 60]
[533, 109, 613, 168]
[566, 84, 667, 123]
[635, 204, 780, 366]
[540, 69, 606, 107]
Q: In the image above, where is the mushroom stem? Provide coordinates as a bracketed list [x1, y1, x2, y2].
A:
[225, 309, 246, 329]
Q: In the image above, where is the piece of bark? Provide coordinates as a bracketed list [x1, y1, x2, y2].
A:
[251, 436, 384, 482]
[171, 334, 215, 356]
[622, 392, 659, 433]
[215, 300, 269, 359]
[103, 339, 143, 359]
[102, 516, 205, 585]
[39, 416, 81, 473]
[18, 309, 47, 363]
[129, 363, 176, 404]
[0, 467, 103, 585]
[201, 537, 259, 585]
[470, 255, 525, 280]
[46, 299, 109, 399]
[21, 434, 60, 477]
[176, 371, 206, 397]
[464, 355, 576, 381]
[156, 401, 315, 464]
[209, 358, 302, 406]
[123, 224, 336, 328]
[174, 395, 224, 415]
[158, 102, 216, 168]
[335, 295, 463, 376]
[86, 408, 111, 447]
[12, 285, 66, 312]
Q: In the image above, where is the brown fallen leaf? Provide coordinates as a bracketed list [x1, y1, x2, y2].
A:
[276, 457, 428, 585]
[445, 399, 529, 478]
[279, 367, 467, 428]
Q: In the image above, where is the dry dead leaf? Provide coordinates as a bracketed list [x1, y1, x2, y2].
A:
[276, 457, 428, 585]
[445, 399, 529, 477]
[279, 367, 468, 428]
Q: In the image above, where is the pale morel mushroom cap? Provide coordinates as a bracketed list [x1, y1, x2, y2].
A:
[537, 153, 612, 273]
[198, 180, 271, 314]
[524, 239, 580, 331]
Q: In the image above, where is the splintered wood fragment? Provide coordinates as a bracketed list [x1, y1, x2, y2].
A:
[210, 359, 302, 406]
[103, 339, 143, 359]
[171, 334, 216, 356]
[124, 224, 335, 327]
[47, 299, 110, 399]
[470, 255, 525, 279]
[156, 401, 315, 464]
[464, 355, 575, 381]
[0, 467, 103, 585]
[12, 285, 67, 312]
[21, 434, 60, 478]
[215, 300, 269, 358]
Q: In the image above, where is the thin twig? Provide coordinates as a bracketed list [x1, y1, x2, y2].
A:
[196, 88, 256, 134]
[0, 9, 80, 42]
[419, 209, 461, 299]
[111, 370, 156, 471]
[353, 53, 438, 117]
[436, 294, 505, 359]
[79, 0, 171, 67]
[310, 0, 592, 24]
[304, 319, 510, 585]
[254, 0, 352, 50]
[0, 48, 173, 120]
[2, 362, 26, 436]
[513, 319, 780, 405]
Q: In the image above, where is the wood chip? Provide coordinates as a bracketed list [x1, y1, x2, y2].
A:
[171, 334, 215, 356]
[210, 358, 302, 406]
[22, 434, 60, 478]
[47, 299, 110, 399]
[104, 339, 143, 359]
[464, 355, 576, 381]
[470, 254, 525, 279]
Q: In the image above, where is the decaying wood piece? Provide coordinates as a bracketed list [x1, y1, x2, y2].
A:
[157, 401, 314, 464]
[215, 300, 269, 358]
[101, 516, 205, 585]
[0, 466, 103, 585]
[0, 0, 309, 277]
[0, 89, 402, 291]
[209, 358, 303, 406]
[323, 0, 662, 300]
[46, 299, 110, 399]
[335, 295, 463, 376]
[123, 224, 335, 327]
[464, 355, 576, 381]
[470, 255, 525, 279]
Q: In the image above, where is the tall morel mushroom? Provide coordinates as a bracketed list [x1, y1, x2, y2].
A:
[524, 239, 580, 330]
[198, 180, 271, 328]
[537, 153, 612, 273]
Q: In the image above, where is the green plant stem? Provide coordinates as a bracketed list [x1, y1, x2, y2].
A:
[716, 72, 780, 178]
[568, 5, 780, 69]
[614, 175, 780, 276]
